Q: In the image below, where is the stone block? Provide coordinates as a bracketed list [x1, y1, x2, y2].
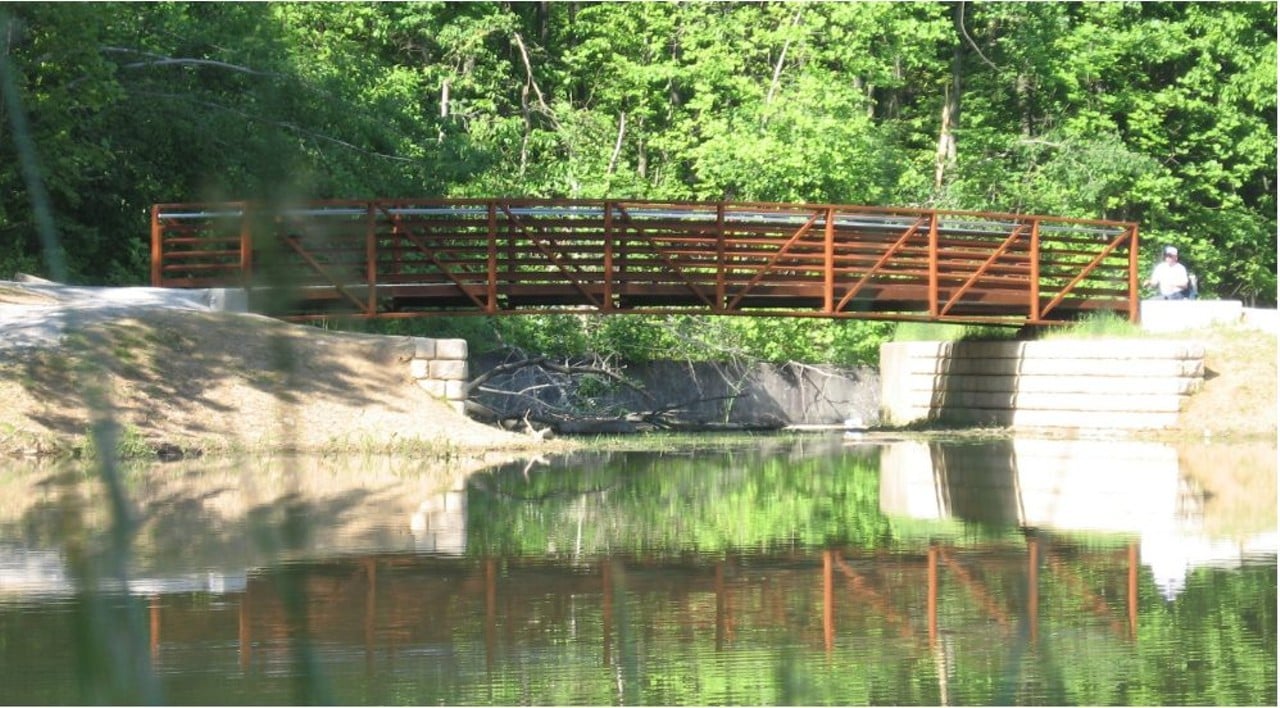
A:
[1009, 409, 1181, 430]
[434, 338, 469, 360]
[409, 359, 430, 379]
[430, 359, 468, 381]
[929, 338, 1204, 361]
[896, 351, 1204, 377]
[418, 379, 446, 397]
[898, 389, 1185, 413]
[903, 373, 1201, 396]
[413, 337, 436, 359]
[878, 342, 915, 427]
[889, 405, 1180, 430]
[1017, 338, 1205, 360]
[444, 380, 468, 401]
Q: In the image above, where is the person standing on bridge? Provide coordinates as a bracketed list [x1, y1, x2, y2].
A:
[1147, 245, 1193, 300]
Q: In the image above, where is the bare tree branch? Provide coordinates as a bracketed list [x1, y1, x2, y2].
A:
[606, 111, 626, 176]
[634, 394, 742, 424]
[956, 2, 999, 72]
[765, 8, 805, 108]
[466, 354, 550, 394]
[467, 354, 653, 402]
[103, 46, 284, 78]
[511, 32, 558, 126]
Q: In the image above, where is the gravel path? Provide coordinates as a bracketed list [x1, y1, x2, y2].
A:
[0, 281, 223, 351]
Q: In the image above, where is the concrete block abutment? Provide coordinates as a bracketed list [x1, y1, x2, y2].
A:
[880, 339, 1205, 431]
[408, 337, 469, 415]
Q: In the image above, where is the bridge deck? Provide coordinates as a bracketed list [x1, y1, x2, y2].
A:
[150, 199, 1140, 326]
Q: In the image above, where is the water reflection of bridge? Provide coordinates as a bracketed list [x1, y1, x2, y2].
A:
[131, 437, 1261, 672]
[144, 540, 1140, 673]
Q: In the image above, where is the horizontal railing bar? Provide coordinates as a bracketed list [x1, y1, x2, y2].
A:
[157, 202, 1127, 233]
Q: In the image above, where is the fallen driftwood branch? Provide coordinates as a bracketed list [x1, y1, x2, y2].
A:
[466, 353, 767, 434]
[465, 354, 654, 402]
[465, 351, 870, 435]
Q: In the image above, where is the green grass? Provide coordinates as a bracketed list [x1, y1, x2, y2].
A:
[75, 423, 153, 461]
[1042, 311, 1147, 339]
[891, 321, 1019, 343]
[892, 312, 1149, 344]
[581, 430, 792, 452]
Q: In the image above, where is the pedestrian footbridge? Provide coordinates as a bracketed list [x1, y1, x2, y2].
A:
[150, 199, 1140, 327]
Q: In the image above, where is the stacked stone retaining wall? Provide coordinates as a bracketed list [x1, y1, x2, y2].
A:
[408, 338, 469, 414]
[880, 339, 1205, 430]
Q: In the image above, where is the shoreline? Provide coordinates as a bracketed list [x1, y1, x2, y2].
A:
[0, 281, 1274, 462]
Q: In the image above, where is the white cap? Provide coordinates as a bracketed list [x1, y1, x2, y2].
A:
[1164, 246, 1178, 257]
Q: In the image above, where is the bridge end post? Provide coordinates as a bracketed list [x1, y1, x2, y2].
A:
[1128, 224, 1141, 324]
[238, 201, 253, 289]
[1029, 219, 1041, 323]
[715, 202, 726, 312]
[150, 204, 162, 287]
[823, 207, 835, 313]
[927, 212, 939, 317]
[365, 201, 378, 316]
[487, 202, 499, 314]
[603, 201, 614, 313]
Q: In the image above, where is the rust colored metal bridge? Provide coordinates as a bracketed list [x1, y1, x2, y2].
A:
[150, 199, 1140, 326]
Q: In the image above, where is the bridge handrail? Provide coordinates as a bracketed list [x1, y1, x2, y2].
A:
[153, 199, 1132, 228]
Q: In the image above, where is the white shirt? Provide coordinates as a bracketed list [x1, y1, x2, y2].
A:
[1149, 260, 1189, 297]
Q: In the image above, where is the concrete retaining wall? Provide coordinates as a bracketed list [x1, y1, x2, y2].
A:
[468, 355, 880, 429]
[1141, 299, 1244, 333]
[409, 338, 469, 414]
[880, 339, 1205, 430]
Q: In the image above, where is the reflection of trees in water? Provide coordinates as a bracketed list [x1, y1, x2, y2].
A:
[465, 441, 891, 556]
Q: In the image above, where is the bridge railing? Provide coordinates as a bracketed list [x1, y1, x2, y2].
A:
[151, 199, 1139, 325]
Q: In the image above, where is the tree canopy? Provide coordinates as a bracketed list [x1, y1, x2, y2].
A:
[2, 2, 1274, 309]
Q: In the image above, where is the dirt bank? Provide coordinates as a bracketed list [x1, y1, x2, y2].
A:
[0, 282, 555, 459]
[0, 281, 1273, 460]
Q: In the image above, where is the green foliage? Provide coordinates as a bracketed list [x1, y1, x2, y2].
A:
[716, 317, 894, 365]
[1, 1, 1273, 313]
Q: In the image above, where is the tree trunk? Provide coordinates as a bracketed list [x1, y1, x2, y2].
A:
[934, 3, 964, 190]
[934, 82, 959, 190]
[1016, 73, 1032, 138]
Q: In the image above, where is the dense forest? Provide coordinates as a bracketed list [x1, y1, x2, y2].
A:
[1, 2, 1275, 360]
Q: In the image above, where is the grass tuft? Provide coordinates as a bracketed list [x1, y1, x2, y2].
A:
[891, 321, 1019, 342]
[1043, 312, 1147, 339]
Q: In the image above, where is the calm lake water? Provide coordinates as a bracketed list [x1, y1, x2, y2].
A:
[0, 435, 1274, 705]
